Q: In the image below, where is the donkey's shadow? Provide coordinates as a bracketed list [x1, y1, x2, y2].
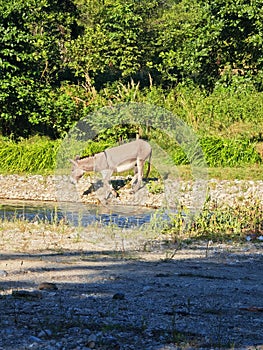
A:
[82, 177, 156, 198]
[82, 178, 128, 197]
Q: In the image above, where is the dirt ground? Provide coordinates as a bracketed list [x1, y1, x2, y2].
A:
[0, 224, 263, 350]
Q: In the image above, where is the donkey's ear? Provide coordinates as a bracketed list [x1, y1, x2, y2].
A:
[75, 155, 81, 160]
[69, 159, 78, 166]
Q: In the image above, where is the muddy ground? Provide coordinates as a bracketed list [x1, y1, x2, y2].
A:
[0, 224, 262, 350]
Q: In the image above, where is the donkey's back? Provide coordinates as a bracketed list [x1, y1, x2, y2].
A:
[104, 139, 151, 168]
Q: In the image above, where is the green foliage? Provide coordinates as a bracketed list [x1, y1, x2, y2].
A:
[0, 137, 60, 173]
[0, 132, 261, 177]
[155, 0, 263, 88]
[0, 0, 263, 143]
[200, 137, 261, 167]
[81, 139, 116, 157]
[166, 136, 261, 167]
[146, 180, 164, 195]
[155, 0, 211, 85]
[142, 122, 261, 167]
[0, 0, 81, 138]
[159, 81, 263, 138]
[67, 0, 162, 87]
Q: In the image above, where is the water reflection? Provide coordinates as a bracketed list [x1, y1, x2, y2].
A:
[0, 200, 155, 228]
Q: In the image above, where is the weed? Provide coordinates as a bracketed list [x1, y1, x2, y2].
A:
[146, 180, 164, 194]
[164, 196, 263, 244]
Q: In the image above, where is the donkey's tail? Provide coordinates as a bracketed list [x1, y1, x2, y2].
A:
[145, 149, 152, 178]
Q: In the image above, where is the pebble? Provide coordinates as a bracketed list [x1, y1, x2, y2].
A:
[38, 282, 58, 290]
[82, 329, 92, 336]
[29, 335, 42, 343]
[112, 292, 125, 300]
[38, 329, 52, 338]
[87, 334, 97, 349]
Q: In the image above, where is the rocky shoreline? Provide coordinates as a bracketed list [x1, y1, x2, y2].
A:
[0, 174, 263, 208]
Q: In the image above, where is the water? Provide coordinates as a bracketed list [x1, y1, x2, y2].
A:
[0, 200, 156, 228]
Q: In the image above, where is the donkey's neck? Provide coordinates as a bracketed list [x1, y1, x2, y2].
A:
[78, 156, 95, 171]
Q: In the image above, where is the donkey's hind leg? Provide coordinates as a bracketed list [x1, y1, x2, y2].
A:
[131, 159, 143, 192]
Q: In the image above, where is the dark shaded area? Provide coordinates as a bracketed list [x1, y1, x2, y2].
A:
[0, 248, 263, 349]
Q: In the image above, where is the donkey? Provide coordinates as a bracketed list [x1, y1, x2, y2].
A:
[70, 139, 152, 199]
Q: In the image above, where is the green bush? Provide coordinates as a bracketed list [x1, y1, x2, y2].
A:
[200, 137, 261, 167]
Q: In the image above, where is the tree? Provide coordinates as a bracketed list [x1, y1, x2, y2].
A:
[209, 0, 263, 89]
[66, 0, 165, 88]
[155, 0, 263, 89]
[0, 0, 81, 138]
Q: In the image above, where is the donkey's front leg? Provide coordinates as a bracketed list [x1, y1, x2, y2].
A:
[100, 169, 117, 199]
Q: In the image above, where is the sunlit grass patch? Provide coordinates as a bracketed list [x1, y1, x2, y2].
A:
[0, 136, 61, 174]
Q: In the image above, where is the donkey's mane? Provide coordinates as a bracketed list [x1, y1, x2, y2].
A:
[75, 154, 95, 161]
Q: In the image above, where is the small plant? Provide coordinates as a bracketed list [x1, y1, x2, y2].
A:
[146, 180, 164, 194]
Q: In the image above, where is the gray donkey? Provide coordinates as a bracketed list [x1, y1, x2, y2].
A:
[70, 139, 152, 199]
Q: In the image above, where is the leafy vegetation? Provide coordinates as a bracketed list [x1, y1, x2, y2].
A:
[0, 0, 83, 138]
[166, 197, 263, 244]
[0, 0, 262, 141]
[0, 133, 261, 175]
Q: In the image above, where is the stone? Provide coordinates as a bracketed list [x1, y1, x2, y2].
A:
[112, 292, 125, 300]
[28, 335, 42, 343]
[38, 282, 58, 290]
[87, 334, 97, 349]
[38, 329, 52, 338]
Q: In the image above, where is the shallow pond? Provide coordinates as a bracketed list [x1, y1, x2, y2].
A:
[0, 200, 157, 228]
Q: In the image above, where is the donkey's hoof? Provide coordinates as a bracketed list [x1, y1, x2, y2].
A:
[111, 189, 118, 198]
[99, 198, 108, 206]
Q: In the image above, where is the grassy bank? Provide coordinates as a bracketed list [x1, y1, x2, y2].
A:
[0, 80, 263, 178]
[0, 135, 262, 179]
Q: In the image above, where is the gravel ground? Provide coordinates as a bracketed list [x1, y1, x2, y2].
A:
[0, 174, 263, 207]
[0, 224, 263, 350]
[0, 175, 263, 349]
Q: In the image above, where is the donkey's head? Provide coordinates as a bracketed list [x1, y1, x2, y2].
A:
[69, 155, 94, 184]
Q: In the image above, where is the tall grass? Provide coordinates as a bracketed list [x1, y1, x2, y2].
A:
[0, 134, 261, 175]
[75, 78, 263, 140]
[0, 78, 262, 175]
[0, 136, 61, 174]
[150, 81, 263, 138]
[200, 137, 261, 167]
[149, 130, 261, 167]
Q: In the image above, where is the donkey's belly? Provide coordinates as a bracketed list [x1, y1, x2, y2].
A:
[116, 160, 136, 173]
